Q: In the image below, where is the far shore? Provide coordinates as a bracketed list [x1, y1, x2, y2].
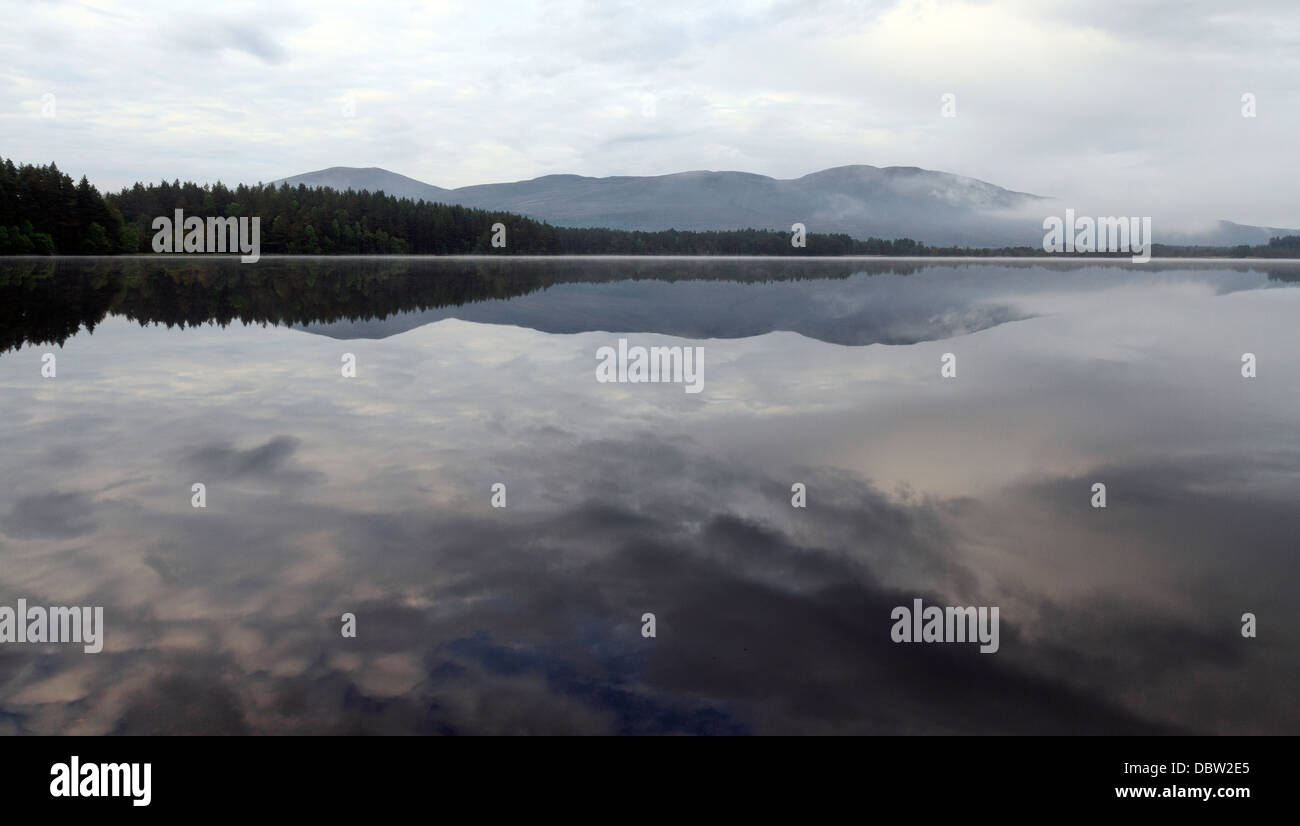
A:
[5, 254, 1300, 263]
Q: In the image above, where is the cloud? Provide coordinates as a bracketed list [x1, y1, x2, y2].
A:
[1, 491, 96, 539]
[0, 431, 1281, 734]
[0, 0, 1295, 226]
[182, 436, 319, 483]
[174, 20, 291, 64]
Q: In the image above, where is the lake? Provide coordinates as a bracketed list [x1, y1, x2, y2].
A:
[1, 256, 1297, 734]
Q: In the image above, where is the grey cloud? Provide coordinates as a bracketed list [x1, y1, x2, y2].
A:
[3, 433, 1251, 734]
[182, 435, 317, 483]
[174, 19, 290, 64]
[1, 491, 96, 539]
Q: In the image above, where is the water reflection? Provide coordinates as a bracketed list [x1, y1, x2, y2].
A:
[2, 256, 1297, 353]
[0, 257, 1297, 734]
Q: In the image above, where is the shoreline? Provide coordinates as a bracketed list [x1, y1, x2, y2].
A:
[4, 254, 1300, 264]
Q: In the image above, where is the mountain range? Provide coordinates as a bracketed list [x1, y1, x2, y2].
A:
[272, 165, 1294, 248]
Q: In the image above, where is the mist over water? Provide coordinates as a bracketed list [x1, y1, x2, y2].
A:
[1, 257, 1297, 734]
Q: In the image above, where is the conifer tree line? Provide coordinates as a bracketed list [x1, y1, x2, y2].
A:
[3, 156, 1299, 257]
[0, 158, 133, 254]
[102, 172, 928, 255]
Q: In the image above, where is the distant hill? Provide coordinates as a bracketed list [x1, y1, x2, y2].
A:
[274, 164, 1048, 246]
[271, 164, 1297, 248]
[274, 166, 449, 203]
[1173, 220, 1300, 247]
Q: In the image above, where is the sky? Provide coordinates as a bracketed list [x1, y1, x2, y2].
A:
[3, 0, 1299, 228]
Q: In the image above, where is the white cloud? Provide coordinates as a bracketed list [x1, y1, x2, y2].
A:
[1, 0, 1296, 227]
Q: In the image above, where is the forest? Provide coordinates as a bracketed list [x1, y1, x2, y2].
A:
[3, 156, 1298, 258]
[0, 158, 133, 254]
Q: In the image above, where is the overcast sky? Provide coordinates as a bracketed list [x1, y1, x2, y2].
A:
[3, 0, 1298, 227]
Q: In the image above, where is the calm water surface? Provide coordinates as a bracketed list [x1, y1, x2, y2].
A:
[1, 257, 1297, 734]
